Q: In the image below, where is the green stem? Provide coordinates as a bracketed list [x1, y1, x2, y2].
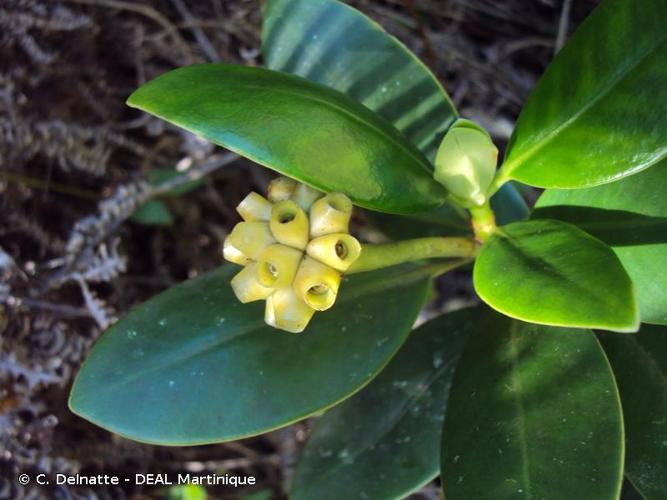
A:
[469, 201, 496, 242]
[348, 237, 478, 274]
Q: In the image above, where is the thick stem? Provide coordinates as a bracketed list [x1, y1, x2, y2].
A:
[347, 237, 478, 274]
[469, 202, 496, 242]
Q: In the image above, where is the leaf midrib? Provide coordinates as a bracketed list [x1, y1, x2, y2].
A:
[502, 31, 667, 178]
[508, 321, 533, 500]
[497, 227, 616, 312]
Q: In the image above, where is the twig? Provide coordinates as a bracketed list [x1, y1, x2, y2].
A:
[169, 0, 220, 62]
[63, 0, 195, 64]
[153, 152, 238, 196]
[76, 278, 114, 328]
[7, 297, 89, 318]
[555, 0, 573, 54]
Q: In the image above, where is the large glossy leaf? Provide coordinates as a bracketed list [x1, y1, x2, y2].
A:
[69, 263, 434, 444]
[499, 0, 667, 189]
[441, 312, 624, 500]
[127, 64, 446, 214]
[535, 162, 667, 325]
[473, 219, 639, 332]
[263, 0, 457, 162]
[291, 307, 475, 500]
[599, 324, 667, 500]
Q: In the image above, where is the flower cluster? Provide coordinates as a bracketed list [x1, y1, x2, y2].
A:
[223, 176, 362, 333]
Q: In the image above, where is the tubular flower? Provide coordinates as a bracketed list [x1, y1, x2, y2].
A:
[223, 177, 361, 333]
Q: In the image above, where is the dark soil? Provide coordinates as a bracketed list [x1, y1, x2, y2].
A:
[0, 1, 598, 498]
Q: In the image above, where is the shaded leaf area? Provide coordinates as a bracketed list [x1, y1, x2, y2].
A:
[473, 219, 638, 332]
[600, 324, 667, 500]
[502, 0, 667, 188]
[127, 63, 446, 214]
[532, 206, 667, 247]
[263, 0, 457, 162]
[70, 263, 433, 444]
[441, 312, 624, 500]
[621, 480, 646, 500]
[369, 182, 529, 241]
[536, 162, 667, 324]
[491, 183, 530, 226]
[291, 307, 476, 500]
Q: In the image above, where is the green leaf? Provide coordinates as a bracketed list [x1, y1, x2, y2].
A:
[131, 200, 174, 226]
[291, 307, 475, 500]
[69, 263, 433, 444]
[262, 0, 457, 162]
[473, 219, 639, 332]
[599, 324, 667, 500]
[499, 0, 667, 188]
[127, 63, 445, 214]
[441, 312, 624, 500]
[167, 485, 207, 500]
[535, 162, 667, 325]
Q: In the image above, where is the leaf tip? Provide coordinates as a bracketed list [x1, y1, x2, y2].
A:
[125, 89, 144, 110]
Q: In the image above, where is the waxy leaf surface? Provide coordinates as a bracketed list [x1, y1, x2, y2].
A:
[69, 264, 432, 444]
[127, 64, 445, 214]
[473, 219, 639, 332]
[501, 0, 667, 188]
[441, 312, 624, 500]
[263, 0, 456, 162]
[600, 324, 667, 500]
[536, 162, 667, 324]
[291, 307, 475, 500]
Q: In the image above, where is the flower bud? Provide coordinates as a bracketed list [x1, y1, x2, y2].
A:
[265, 287, 315, 333]
[434, 119, 498, 207]
[236, 192, 273, 222]
[256, 244, 303, 288]
[230, 263, 274, 303]
[306, 233, 361, 272]
[291, 183, 323, 211]
[267, 176, 296, 202]
[270, 200, 310, 250]
[223, 222, 275, 264]
[293, 256, 341, 311]
[309, 193, 353, 238]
